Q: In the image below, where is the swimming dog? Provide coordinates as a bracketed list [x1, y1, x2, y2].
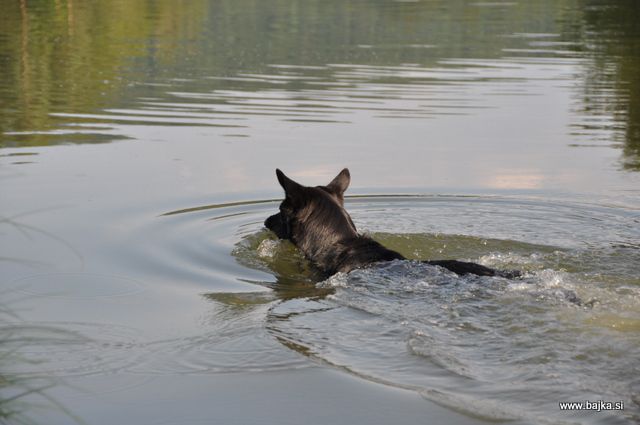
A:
[264, 168, 520, 278]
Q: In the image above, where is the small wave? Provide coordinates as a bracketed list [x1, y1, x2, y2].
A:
[265, 258, 639, 423]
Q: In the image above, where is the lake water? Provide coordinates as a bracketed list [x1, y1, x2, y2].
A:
[1, 1, 639, 424]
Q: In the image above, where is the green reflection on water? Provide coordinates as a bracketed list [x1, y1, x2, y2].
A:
[0, 0, 638, 168]
[578, 0, 640, 170]
[0, 0, 209, 145]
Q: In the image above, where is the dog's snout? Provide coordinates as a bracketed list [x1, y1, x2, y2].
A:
[265, 212, 290, 240]
[265, 213, 279, 229]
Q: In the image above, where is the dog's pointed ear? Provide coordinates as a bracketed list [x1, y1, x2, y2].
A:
[327, 168, 350, 196]
[276, 169, 303, 198]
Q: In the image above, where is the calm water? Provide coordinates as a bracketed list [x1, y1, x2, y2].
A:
[1, 1, 640, 424]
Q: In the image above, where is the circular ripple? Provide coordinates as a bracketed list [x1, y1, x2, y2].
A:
[2, 321, 149, 377]
[10, 272, 146, 299]
[130, 301, 311, 375]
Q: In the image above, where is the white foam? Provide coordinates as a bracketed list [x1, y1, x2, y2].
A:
[256, 239, 280, 258]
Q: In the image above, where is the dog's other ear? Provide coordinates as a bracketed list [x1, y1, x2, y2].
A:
[276, 169, 303, 198]
[327, 168, 350, 196]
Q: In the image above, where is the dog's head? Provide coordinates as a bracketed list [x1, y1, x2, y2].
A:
[265, 168, 358, 245]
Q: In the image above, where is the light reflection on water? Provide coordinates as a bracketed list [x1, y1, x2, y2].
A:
[1, 0, 640, 424]
[1, 0, 639, 170]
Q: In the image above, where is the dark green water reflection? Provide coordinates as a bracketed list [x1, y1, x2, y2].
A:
[1, 0, 639, 170]
[579, 1, 640, 170]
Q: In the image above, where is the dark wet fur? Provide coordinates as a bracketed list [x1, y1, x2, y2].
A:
[265, 168, 521, 279]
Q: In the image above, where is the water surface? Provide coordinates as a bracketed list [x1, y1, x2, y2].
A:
[1, 1, 639, 424]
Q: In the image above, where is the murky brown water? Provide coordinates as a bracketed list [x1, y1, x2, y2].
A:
[1, 1, 639, 424]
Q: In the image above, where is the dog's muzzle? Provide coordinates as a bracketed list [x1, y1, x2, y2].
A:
[265, 212, 291, 240]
